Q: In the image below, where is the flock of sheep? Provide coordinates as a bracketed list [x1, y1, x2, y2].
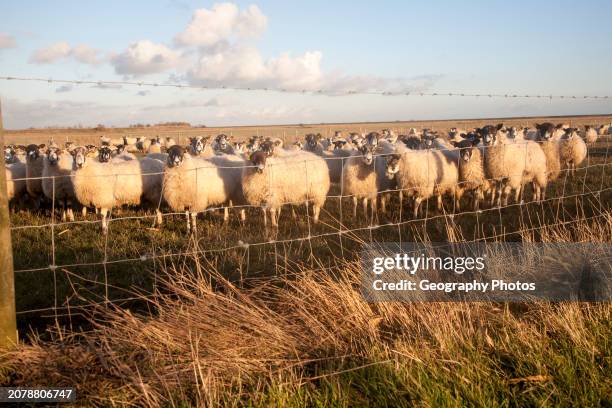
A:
[3, 122, 609, 234]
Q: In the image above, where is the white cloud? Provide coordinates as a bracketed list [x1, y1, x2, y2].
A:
[187, 45, 324, 90]
[0, 33, 16, 49]
[29, 41, 71, 63]
[111, 40, 181, 76]
[175, 3, 267, 47]
[29, 42, 104, 65]
[71, 44, 103, 65]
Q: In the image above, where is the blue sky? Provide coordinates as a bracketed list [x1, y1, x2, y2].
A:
[0, 0, 611, 129]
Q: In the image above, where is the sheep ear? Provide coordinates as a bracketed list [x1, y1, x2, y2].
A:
[472, 137, 480, 146]
[555, 123, 564, 129]
[496, 123, 504, 130]
[38, 144, 46, 149]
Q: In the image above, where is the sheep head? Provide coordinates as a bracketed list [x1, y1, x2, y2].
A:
[385, 154, 401, 180]
[249, 150, 268, 173]
[167, 145, 186, 168]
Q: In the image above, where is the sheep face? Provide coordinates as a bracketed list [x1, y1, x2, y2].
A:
[249, 151, 268, 173]
[452, 139, 480, 162]
[564, 128, 579, 138]
[401, 135, 422, 150]
[167, 145, 186, 168]
[98, 146, 113, 163]
[4, 146, 14, 162]
[333, 140, 347, 150]
[247, 137, 261, 153]
[305, 133, 322, 150]
[365, 132, 380, 147]
[261, 138, 281, 156]
[26, 144, 45, 161]
[71, 147, 90, 169]
[233, 141, 247, 154]
[421, 132, 437, 149]
[358, 144, 375, 166]
[150, 137, 161, 146]
[189, 136, 208, 155]
[115, 144, 126, 155]
[293, 141, 304, 150]
[535, 123, 555, 141]
[215, 134, 231, 150]
[46, 146, 64, 166]
[477, 125, 498, 146]
[385, 154, 401, 180]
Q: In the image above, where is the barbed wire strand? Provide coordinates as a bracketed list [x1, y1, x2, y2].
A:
[1, 75, 611, 99]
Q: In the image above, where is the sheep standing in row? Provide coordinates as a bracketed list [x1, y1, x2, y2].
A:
[559, 128, 587, 177]
[479, 125, 527, 206]
[5, 147, 27, 207]
[341, 144, 379, 222]
[450, 138, 490, 210]
[25, 144, 47, 208]
[535, 123, 562, 183]
[163, 146, 236, 233]
[42, 146, 77, 222]
[71, 147, 164, 233]
[242, 149, 330, 227]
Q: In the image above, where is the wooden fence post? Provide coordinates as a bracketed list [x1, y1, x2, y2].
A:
[0, 98, 18, 348]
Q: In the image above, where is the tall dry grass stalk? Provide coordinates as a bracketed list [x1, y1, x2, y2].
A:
[1, 216, 611, 407]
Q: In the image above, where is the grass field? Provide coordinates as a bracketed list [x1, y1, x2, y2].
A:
[1, 116, 611, 406]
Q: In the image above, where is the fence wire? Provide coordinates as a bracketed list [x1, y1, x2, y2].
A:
[5, 133, 610, 323]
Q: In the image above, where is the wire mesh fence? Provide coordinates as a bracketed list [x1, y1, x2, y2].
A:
[1, 80, 611, 329]
[5, 133, 611, 324]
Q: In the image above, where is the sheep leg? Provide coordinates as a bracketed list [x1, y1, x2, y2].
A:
[262, 207, 267, 227]
[313, 205, 321, 224]
[239, 208, 246, 223]
[413, 197, 422, 219]
[185, 211, 191, 233]
[514, 185, 521, 204]
[223, 207, 229, 223]
[60, 200, 66, 222]
[352, 196, 358, 218]
[100, 208, 109, 234]
[67, 200, 75, 222]
[370, 197, 377, 224]
[381, 194, 387, 214]
[81, 206, 87, 218]
[398, 191, 403, 208]
[292, 206, 298, 219]
[155, 209, 163, 226]
[437, 194, 443, 212]
[270, 208, 278, 228]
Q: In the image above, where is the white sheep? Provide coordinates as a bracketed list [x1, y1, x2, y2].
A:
[5, 160, 27, 207]
[162, 146, 237, 233]
[385, 146, 454, 218]
[42, 146, 77, 222]
[559, 128, 587, 177]
[479, 125, 527, 206]
[71, 147, 164, 233]
[535, 123, 562, 183]
[583, 125, 598, 144]
[450, 138, 490, 210]
[341, 144, 379, 222]
[242, 149, 330, 227]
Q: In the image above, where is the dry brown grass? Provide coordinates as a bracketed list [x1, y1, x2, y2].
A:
[1, 217, 611, 407]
